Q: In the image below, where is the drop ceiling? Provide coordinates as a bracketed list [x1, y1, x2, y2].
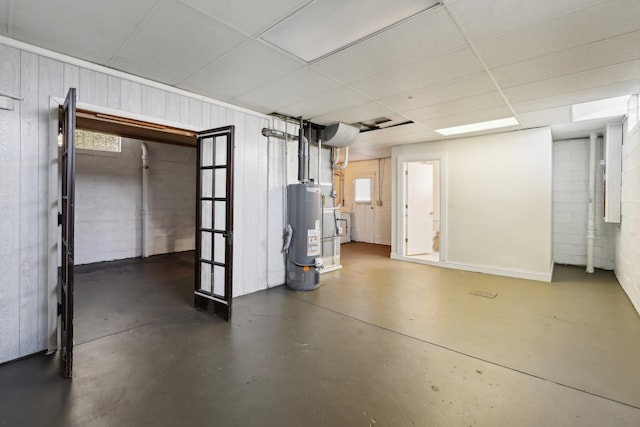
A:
[2, 0, 639, 160]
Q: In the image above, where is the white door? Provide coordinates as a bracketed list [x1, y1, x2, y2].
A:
[352, 176, 375, 243]
[406, 162, 433, 255]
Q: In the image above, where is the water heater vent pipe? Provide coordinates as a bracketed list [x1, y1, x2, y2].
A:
[261, 126, 310, 183]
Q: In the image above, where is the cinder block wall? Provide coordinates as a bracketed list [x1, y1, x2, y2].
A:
[553, 139, 615, 269]
[75, 138, 196, 265]
[615, 122, 640, 314]
[75, 140, 140, 264]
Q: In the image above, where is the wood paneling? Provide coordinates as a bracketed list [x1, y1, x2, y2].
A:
[38, 56, 63, 349]
[107, 76, 121, 110]
[0, 39, 282, 363]
[141, 85, 166, 119]
[63, 63, 80, 94]
[165, 92, 181, 123]
[120, 80, 141, 114]
[79, 68, 108, 106]
[0, 44, 21, 362]
[19, 51, 40, 356]
[232, 110, 246, 296]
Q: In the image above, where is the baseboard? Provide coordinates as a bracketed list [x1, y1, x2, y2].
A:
[391, 253, 553, 282]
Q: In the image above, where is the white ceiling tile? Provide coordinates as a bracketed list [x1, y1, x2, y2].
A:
[492, 30, 640, 89]
[355, 123, 440, 147]
[310, 102, 405, 126]
[260, 0, 437, 62]
[517, 106, 572, 129]
[503, 60, 640, 105]
[178, 40, 303, 101]
[9, 0, 640, 142]
[448, 0, 605, 42]
[512, 80, 640, 114]
[110, 1, 248, 84]
[278, 86, 370, 119]
[311, 6, 467, 84]
[235, 67, 342, 112]
[421, 106, 514, 130]
[12, 0, 158, 64]
[381, 72, 495, 112]
[403, 91, 507, 122]
[475, 0, 640, 68]
[179, 0, 311, 37]
[351, 48, 484, 100]
[225, 98, 273, 115]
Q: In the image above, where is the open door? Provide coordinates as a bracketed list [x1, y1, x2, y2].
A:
[60, 88, 76, 377]
[195, 126, 234, 321]
[406, 162, 433, 256]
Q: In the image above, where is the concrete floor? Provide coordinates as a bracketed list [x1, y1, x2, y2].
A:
[1, 243, 640, 426]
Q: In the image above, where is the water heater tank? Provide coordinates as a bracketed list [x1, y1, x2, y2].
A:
[286, 183, 322, 290]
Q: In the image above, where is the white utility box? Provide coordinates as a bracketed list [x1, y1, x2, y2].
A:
[603, 123, 622, 223]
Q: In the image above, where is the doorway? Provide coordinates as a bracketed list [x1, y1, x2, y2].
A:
[72, 137, 197, 345]
[403, 160, 441, 263]
[56, 90, 235, 377]
[351, 175, 375, 243]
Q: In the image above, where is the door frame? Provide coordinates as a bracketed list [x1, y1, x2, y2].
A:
[59, 88, 77, 377]
[391, 153, 447, 264]
[405, 162, 434, 256]
[351, 173, 376, 243]
[194, 126, 235, 321]
[47, 100, 229, 356]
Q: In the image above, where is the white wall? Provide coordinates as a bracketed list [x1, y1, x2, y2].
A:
[74, 139, 196, 265]
[339, 158, 392, 245]
[75, 139, 142, 264]
[146, 142, 196, 256]
[0, 38, 285, 364]
[553, 138, 615, 269]
[392, 127, 553, 281]
[614, 119, 640, 314]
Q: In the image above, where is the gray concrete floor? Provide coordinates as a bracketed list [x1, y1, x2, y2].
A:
[1, 243, 640, 426]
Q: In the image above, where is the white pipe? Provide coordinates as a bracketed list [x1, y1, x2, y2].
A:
[141, 142, 150, 258]
[333, 147, 349, 171]
[586, 133, 597, 273]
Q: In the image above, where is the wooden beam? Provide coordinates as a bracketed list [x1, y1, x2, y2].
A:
[73, 109, 197, 147]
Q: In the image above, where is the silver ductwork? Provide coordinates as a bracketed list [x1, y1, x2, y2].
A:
[321, 122, 359, 148]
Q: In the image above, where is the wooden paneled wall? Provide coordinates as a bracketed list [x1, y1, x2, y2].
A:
[0, 41, 286, 363]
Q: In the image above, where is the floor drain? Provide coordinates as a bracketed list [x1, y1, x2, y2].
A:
[470, 290, 497, 299]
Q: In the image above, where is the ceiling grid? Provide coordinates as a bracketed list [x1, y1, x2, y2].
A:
[3, 0, 639, 159]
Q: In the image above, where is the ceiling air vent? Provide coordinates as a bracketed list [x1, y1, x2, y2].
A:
[352, 117, 414, 133]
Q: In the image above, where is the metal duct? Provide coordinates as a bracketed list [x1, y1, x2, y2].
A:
[322, 122, 360, 148]
[298, 126, 309, 183]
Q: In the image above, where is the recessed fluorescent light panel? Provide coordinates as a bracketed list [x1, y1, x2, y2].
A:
[572, 95, 630, 122]
[435, 117, 519, 136]
[260, 0, 440, 63]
